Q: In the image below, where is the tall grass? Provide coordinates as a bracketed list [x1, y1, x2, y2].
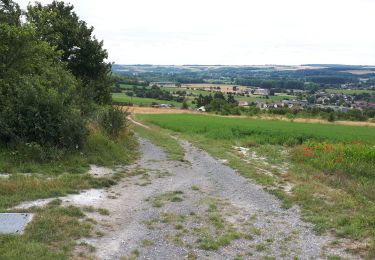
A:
[0, 121, 137, 211]
[293, 142, 375, 179]
[0, 129, 137, 175]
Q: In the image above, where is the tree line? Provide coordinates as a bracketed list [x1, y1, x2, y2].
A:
[125, 85, 185, 103]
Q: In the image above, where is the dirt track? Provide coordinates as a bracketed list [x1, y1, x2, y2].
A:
[78, 137, 351, 260]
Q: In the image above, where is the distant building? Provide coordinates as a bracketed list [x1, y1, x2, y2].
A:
[197, 106, 206, 112]
[253, 88, 270, 96]
[273, 102, 284, 108]
[238, 101, 249, 107]
[353, 101, 368, 110]
[256, 101, 268, 109]
[150, 82, 176, 87]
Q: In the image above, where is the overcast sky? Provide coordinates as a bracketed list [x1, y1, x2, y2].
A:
[18, 0, 375, 65]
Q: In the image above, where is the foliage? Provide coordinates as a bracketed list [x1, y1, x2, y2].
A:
[206, 99, 240, 115]
[0, 0, 21, 25]
[126, 85, 184, 102]
[26, 0, 112, 106]
[194, 93, 240, 115]
[181, 100, 189, 109]
[112, 74, 149, 87]
[97, 106, 129, 138]
[328, 112, 335, 122]
[0, 17, 86, 153]
[112, 93, 181, 107]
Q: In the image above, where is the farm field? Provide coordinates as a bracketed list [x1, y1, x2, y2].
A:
[137, 114, 375, 144]
[161, 86, 209, 96]
[325, 88, 375, 95]
[124, 106, 197, 114]
[124, 105, 375, 127]
[236, 94, 296, 103]
[112, 93, 182, 107]
[181, 83, 247, 91]
[135, 113, 375, 258]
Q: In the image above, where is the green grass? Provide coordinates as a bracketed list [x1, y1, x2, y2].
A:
[136, 113, 375, 257]
[0, 203, 93, 260]
[112, 93, 181, 107]
[198, 232, 242, 250]
[0, 128, 138, 258]
[0, 131, 138, 175]
[136, 114, 375, 145]
[0, 131, 138, 211]
[134, 125, 185, 161]
[149, 191, 184, 208]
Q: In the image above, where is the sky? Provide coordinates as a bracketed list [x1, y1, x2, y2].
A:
[17, 0, 375, 65]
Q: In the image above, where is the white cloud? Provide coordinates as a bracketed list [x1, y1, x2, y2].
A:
[17, 0, 375, 65]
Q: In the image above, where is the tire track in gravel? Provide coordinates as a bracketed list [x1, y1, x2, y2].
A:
[81, 137, 353, 260]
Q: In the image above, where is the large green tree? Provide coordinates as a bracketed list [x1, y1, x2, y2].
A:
[26, 1, 112, 106]
[0, 0, 21, 25]
[0, 0, 85, 150]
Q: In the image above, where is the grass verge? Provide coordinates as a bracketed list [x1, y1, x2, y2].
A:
[0, 132, 138, 211]
[133, 124, 185, 161]
[0, 131, 138, 175]
[0, 129, 138, 258]
[0, 201, 93, 260]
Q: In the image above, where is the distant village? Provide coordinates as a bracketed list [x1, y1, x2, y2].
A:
[151, 82, 375, 113]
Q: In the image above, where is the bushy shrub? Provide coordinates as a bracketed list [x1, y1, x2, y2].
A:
[98, 106, 129, 138]
[0, 23, 87, 159]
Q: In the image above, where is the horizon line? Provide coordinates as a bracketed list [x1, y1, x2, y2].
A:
[113, 63, 375, 67]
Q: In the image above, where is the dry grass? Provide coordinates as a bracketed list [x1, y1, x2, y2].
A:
[121, 106, 198, 114]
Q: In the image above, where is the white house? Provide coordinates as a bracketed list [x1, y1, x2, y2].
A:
[197, 106, 206, 112]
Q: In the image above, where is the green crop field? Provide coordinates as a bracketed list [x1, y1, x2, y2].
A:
[112, 93, 182, 107]
[137, 114, 375, 145]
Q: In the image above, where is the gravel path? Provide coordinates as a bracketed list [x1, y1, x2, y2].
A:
[82, 137, 351, 260]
